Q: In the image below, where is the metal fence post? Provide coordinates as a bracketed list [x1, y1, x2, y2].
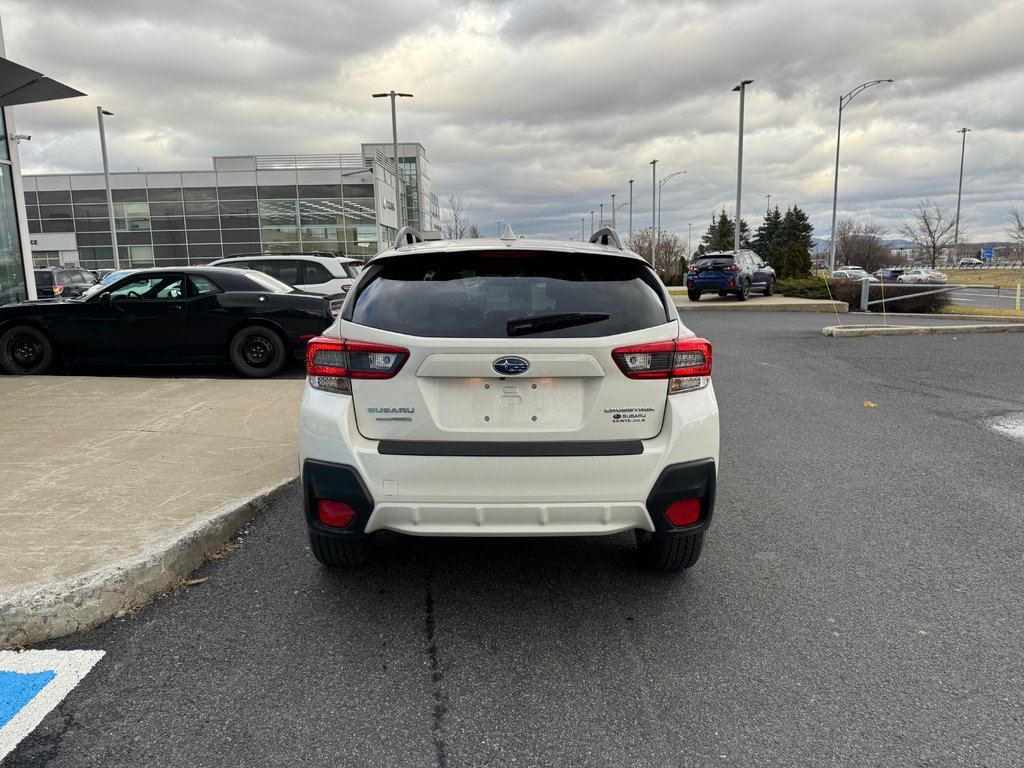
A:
[860, 278, 870, 311]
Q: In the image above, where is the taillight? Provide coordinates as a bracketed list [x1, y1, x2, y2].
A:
[612, 338, 712, 393]
[725, 264, 741, 271]
[52, 285, 64, 295]
[306, 336, 409, 394]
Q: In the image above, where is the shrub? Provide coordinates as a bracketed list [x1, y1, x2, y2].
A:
[777, 278, 832, 299]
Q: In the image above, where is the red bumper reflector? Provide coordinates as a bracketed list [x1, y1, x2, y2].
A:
[665, 499, 701, 527]
[318, 500, 356, 528]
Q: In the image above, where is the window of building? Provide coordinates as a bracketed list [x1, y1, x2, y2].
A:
[183, 187, 217, 201]
[259, 200, 297, 226]
[112, 189, 147, 203]
[113, 202, 151, 232]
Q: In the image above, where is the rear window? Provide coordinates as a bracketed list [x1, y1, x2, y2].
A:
[347, 251, 669, 338]
[694, 256, 736, 266]
[34, 271, 54, 288]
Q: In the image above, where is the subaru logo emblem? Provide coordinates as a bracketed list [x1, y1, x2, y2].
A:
[493, 356, 530, 376]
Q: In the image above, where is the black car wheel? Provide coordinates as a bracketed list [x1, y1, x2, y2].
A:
[737, 279, 751, 301]
[687, 290, 701, 302]
[0, 325, 56, 375]
[229, 325, 289, 378]
[635, 530, 704, 571]
[309, 530, 376, 566]
[764, 276, 776, 296]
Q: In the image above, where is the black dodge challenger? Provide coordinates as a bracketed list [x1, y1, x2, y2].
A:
[0, 266, 340, 378]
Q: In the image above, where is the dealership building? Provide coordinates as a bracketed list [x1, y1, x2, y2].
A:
[21, 142, 438, 271]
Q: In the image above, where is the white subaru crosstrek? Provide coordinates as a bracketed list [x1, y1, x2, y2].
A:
[298, 227, 720, 571]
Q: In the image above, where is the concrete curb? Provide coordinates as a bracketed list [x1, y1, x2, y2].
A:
[667, 292, 848, 313]
[0, 478, 295, 649]
[823, 323, 1024, 337]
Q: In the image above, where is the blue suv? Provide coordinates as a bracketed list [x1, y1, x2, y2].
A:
[687, 250, 776, 302]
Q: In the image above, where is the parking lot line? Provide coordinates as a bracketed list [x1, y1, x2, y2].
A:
[0, 650, 104, 760]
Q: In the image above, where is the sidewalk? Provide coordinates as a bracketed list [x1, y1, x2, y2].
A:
[0, 376, 303, 648]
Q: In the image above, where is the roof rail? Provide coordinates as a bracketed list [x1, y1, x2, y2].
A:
[394, 226, 425, 249]
[589, 227, 624, 249]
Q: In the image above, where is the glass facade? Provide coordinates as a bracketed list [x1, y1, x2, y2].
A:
[22, 151, 437, 270]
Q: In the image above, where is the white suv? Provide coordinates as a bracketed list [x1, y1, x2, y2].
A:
[298, 227, 720, 571]
[209, 253, 361, 295]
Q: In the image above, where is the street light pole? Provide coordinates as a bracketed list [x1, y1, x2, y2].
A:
[599, 202, 604, 229]
[590, 210, 594, 236]
[581, 217, 585, 240]
[732, 79, 753, 253]
[828, 78, 893, 274]
[611, 193, 616, 229]
[657, 171, 686, 255]
[628, 179, 634, 238]
[372, 90, 413, 232]
[650, 160, 657, 265]
[954, 127, 971, 264]
[97, 106, 120, 270]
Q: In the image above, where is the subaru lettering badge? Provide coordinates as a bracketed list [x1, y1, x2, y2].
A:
[493, 356, 530, 376]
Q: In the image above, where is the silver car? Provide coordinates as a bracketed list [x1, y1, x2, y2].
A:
[898, 268, 948, 284]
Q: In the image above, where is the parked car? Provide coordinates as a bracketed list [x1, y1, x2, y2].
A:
[873, 267, 905, 282]
[299, 226, 720, 572]
[209, 253, 362, 296]
[958, 258, 984, 268]
[898, 268, 948, 284]
[831, 268, 880, 282]
[32, 267, 99, 299]
[0, 266, 336, 378]
[686, 250, 776, 301]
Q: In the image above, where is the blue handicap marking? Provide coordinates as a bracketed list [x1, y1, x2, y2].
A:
[0, 670, 57, 728]
[0, 650, 104, 761]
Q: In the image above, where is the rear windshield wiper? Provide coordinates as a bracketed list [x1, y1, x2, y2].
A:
[506, 312, 610, 336]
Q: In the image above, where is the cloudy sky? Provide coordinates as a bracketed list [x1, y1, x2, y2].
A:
[3, 0, 1022, 246]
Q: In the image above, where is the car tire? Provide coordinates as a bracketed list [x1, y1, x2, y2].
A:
[764, 277, 776, 296]
[0, 325, 56, 375]
[737, 279, 750, 301]
[229, 325, 289, 378]
[687, 290, 701, 302]
[309, 530, 376, 566]
[635, 529, 704, 571]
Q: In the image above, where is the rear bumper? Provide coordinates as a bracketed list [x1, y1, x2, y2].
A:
[302, 456, 717, 538]
[299, 384, 719, 538]
[687, 275, 737, 291]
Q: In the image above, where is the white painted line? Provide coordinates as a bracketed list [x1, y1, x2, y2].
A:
[0, 650, 105, 761]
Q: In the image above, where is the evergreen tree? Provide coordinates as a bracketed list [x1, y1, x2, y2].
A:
[776, 206, 814, 252]
[751, 206, 783, 260]
[695, 209, 751, 255]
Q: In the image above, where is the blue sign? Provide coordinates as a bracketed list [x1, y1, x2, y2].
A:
[981, 247, 994, 260]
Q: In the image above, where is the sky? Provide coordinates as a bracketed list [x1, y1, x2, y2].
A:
[3, 0, 1023, 247]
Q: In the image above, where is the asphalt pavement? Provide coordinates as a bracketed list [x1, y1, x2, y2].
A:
[1, 297, 1022, 648]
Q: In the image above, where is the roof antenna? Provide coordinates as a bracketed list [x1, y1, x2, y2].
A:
[500, 224, 517, 243]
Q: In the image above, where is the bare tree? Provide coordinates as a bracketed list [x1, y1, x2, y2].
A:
[1006, 206, 1024, 252]
[439, 193, 470, 239]
[901, 199, 957, 268]
[468, 223, 482, 239]
[627, 228, 688, 284]
[835, 217, 893, 271]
